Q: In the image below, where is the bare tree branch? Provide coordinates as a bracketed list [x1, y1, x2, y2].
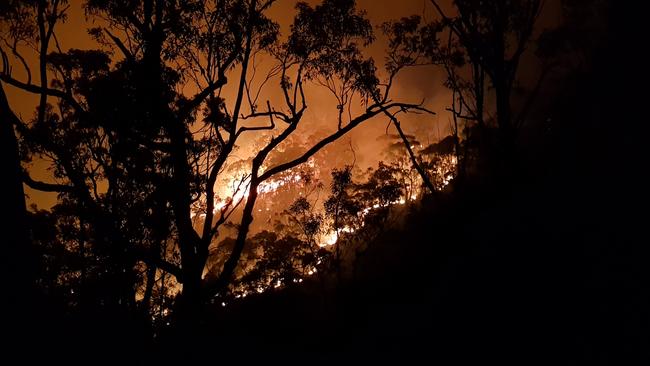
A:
[380, 108, 437, 194]
[236, 101, 277, 139]
[0, 74, 86, 115]
[259, 102, 432, 182]
[22, 170, 74, 193]
[103, 28, 134, 62]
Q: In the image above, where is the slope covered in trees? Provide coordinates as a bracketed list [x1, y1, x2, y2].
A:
[1, 0, 646, 363]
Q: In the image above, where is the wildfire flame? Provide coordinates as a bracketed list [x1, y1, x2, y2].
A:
[191, 170, 303, 218]
[194, 153, 457, 305]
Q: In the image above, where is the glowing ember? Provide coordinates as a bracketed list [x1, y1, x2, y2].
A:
[321, 231, 338, 246]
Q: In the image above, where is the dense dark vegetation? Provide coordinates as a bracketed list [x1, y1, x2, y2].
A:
[1, 0, 646, 363]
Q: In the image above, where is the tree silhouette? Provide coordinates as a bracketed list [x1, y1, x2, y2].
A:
[324, 165, 360, 268]
[433, 0, 542, 146]
[384, 0, 545, 168]
[1, 0, 434, 323]
[1, 1, 67, 329]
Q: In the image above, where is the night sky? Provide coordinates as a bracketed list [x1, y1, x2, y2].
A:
[10, 0, 560, 209]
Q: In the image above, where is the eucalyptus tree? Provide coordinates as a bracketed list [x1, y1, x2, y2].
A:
[1, 0, 434, 321]
[383, 0, 544, 167]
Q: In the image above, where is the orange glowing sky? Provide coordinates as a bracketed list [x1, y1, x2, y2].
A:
[5, 0, 560, 209]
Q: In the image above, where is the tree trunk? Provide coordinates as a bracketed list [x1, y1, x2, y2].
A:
[207, 180, 260, 297]
[1, 87, 30, 265]
[384, 111, 437, 195]
[495, 80, 511, 134]
[177, 242, 207, 323]
[141, 262, 157, 315]
[0, 83, 35, 341]
[495, 77, 516, 163]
